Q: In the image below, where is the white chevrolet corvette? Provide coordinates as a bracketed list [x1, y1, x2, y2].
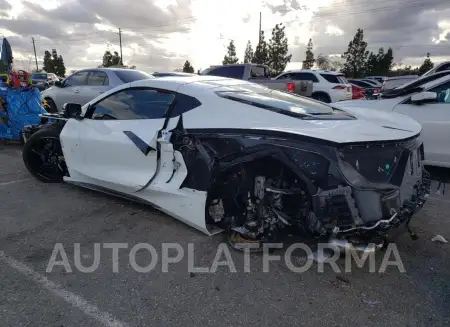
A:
[22, 76, 431, 251]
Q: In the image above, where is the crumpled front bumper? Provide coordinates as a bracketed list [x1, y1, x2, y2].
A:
[336, 171, 431, 236]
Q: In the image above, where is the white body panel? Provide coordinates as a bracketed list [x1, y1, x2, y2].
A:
[57, 75, 423, 235]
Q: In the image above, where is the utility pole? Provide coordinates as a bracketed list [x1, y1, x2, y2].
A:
[31, 37, 38, 71]
[119, 28, 123, 66]
[259, 12, 262, 43]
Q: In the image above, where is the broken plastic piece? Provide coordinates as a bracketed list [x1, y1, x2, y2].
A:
[431, 235, 448, 243]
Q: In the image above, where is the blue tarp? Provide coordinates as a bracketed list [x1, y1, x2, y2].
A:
[0, 87, 46, 140]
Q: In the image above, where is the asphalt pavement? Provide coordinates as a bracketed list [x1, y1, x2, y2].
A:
[0, 144, 449, 327]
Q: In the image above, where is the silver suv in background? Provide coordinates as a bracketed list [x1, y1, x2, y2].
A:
[31, 72, 60, 90]
[41, 68, 153, 112]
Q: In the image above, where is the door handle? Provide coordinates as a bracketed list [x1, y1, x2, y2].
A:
[74, 89, 79, 93]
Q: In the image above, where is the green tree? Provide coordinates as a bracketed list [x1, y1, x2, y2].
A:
[41, 49, 65, 75]
[381, 47, 394, 74]
[243, 41, 254, 63]
[42, 50, 52, 72]
[55, 55, 66, 77]
[268, 23, 292, 75]
[302, 38, 315, 69]
[252, 31, 269, 65]
[342, 28, 369, 78]
[366, 47, 394, 76]
[111, 51, 121, 66]
[419, 53, 434, 75]
[102, 51, 113, 67]
[223, 40, 239, 65]
[316, 54, 329, 70]
[182, 60, 195, 73]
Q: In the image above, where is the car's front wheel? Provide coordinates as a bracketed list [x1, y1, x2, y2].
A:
[44, 98, 58, 113]
[22, 125, 67, 183]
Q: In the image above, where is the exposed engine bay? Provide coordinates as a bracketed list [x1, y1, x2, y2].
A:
[170, 120, 431, 250]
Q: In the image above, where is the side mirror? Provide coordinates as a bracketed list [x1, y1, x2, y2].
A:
[411, 91, 437, 104]
[63, 103, 83, 120]
[54, 81, 62, 87]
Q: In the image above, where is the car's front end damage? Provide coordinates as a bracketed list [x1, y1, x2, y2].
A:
[170, 123, 431, 251]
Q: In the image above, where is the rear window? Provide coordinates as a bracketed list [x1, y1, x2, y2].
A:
[203, 66, 245, 79]
[32, 73, 47, 79]
[215, 86, 354, 119]
[321, 74, 348, 84]
[114, 70, 153, 83]
[250, 66, 270, 78]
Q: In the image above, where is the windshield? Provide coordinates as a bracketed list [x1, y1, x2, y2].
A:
[215, 87, 355, 120]
[114, 70, 153, 83]
[31, 73, 47, 79]
[382, 79, 412, 90]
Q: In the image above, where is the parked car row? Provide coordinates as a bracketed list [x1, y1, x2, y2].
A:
[334, 71, 450, 168]
[39, 64, 450, 170]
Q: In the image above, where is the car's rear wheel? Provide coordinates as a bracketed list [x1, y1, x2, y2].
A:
[45, 98, 57, 113]
[22, 126, 67, 183]
[312, 93, 331, 103]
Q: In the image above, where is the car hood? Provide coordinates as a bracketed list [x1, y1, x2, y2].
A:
[334, 98, 404, 110]
[252, 107, 421, 144]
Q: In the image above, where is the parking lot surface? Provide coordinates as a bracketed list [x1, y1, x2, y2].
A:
[1, 144, 449, 327]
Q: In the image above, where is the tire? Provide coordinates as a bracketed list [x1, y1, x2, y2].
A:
[22, 125, 66, 183]
[312, 93, 331, 103]
[45, 98, 58, 113]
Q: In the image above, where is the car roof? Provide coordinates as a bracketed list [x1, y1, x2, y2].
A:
[153, 72, 197, 76]
[129, 75, 253, 92]
[385, 75, 418, 80]
[285, 69, 344, 75]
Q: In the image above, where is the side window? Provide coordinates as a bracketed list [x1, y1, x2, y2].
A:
[292, 73, 319, 83]
[169, 93, 202, 117]
[90, 88, 175, 120]
[276, 73, 291, 80]
[64, 71, 88, 87]
[429, 81, 450, 103]
[320, 74, 340, 83]
[205, 66, 245, 79]
[87, 71, 109, 86]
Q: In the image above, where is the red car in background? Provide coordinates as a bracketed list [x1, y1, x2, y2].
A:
[350, 83, 365, 99]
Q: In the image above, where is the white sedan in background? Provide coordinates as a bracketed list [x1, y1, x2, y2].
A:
[334, 74, 450, 168]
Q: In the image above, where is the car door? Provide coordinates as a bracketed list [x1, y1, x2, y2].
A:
[62, 87, 176, 193]
[53, 71, 89, 109]
[393, 80, 450, 167]
[83, 71, 110, 103]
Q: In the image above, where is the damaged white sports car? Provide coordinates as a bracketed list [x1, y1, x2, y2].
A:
[22, 75, 431, 251]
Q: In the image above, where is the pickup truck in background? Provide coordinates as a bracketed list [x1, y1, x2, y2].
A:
[201, 64, 313, 97]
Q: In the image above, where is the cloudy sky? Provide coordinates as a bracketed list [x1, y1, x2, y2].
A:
[0, 0, 449, 74]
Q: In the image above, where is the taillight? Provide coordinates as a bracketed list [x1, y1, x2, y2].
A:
[332, 85, 346, 90]
[286, 83, 295, 92]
